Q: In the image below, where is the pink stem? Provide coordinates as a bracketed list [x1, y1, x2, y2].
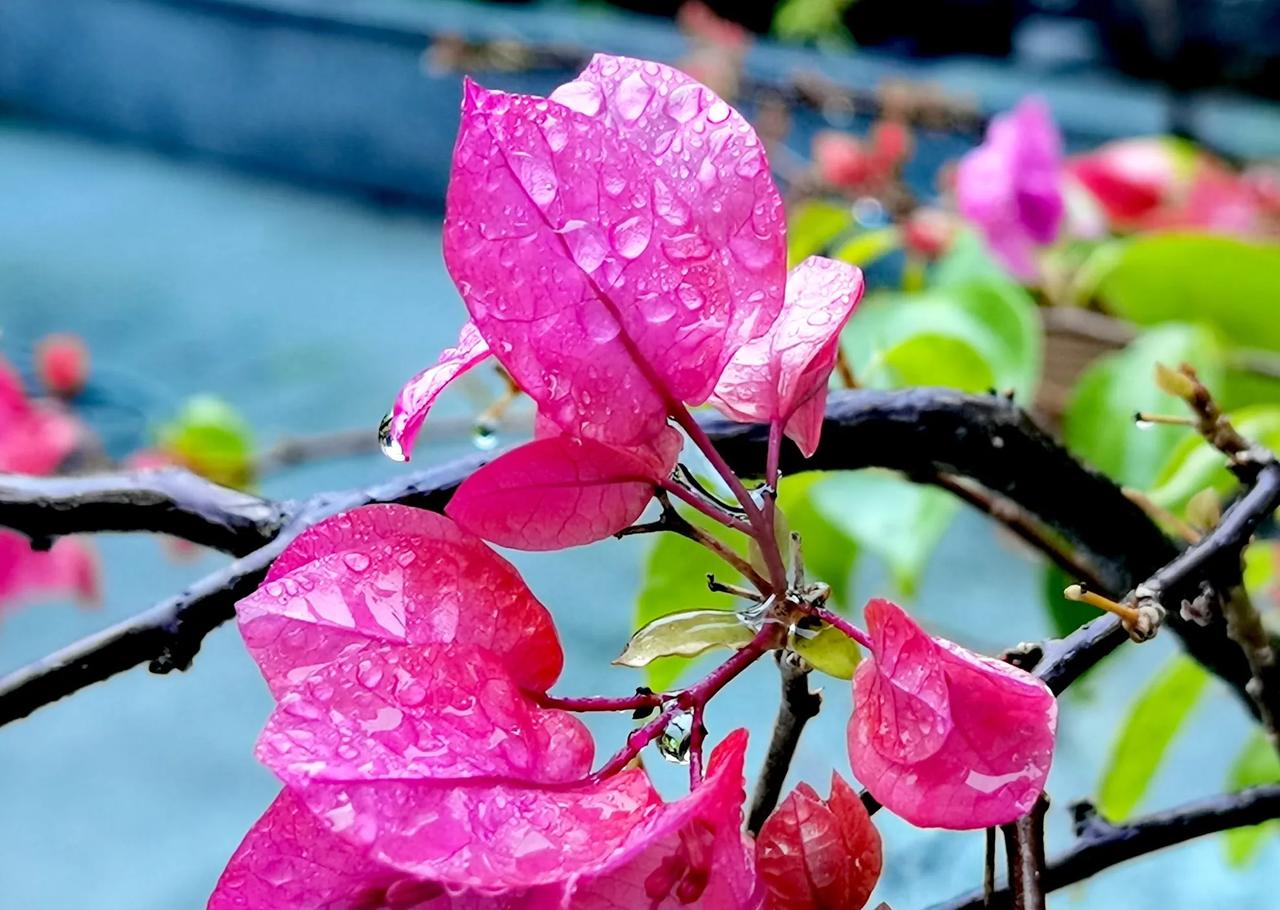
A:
[803, 605, 874, 650]
[591, 624, 782, 781]
[659, 478, 754, 536]
[688, 703, 706, 786]
[669, 404, 789, 592]
[761, 419, 784, 566]
[536, 692, 663, 713]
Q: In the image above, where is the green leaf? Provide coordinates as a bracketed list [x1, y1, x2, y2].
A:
[1223, 730, 1280, 866]
[1098, 655, 1210, 821]
[789, 618, 861, 679]
[157, 395, 255, 489]
[844, 233, 1042, 401]
[773, 0, 855, 43]
[787, 200, 854, 266]
[1043, 564, 1098, 638]
[832, 227, 900, 268]
[1063, 324, 1225, 489]
[1090, 233, 1280, 353]
[614, 609, 756, 669]
[633, 514, 744, 692]
[1244, 543, 1277, 605]
[809, 470, 958, 595]
[1151, 406, 1280, 512]
[777, 473, 858, 611]
[879, 333, 995, 392]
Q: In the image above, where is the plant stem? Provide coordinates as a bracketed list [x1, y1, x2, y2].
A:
[747, 653, 822, 833]
[659, 478, 754, 536]
[535, 692, 663, 713]
[591, 624, 781, 781]
[800, 604, 874, 650]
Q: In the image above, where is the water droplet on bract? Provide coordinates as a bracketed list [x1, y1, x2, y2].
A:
[343, 552, 371, 573]
[657, 711, 693, 765]
[378, 412, 407, 462]
[472, 416, 499, 451]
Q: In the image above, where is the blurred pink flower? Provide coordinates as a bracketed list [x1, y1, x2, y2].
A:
[956, 98, 1064, 281]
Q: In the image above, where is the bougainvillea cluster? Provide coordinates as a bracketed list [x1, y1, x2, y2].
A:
[214, 55, 1059, 908]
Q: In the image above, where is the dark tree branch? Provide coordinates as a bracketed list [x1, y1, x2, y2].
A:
[747, 653, 823, 834]
[0, 469, 286, 556]
[0, 388, 1268, 726]
[1001, 794, 1049, 910]
[931, 785, 1280, 910]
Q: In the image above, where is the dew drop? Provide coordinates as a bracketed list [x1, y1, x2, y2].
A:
[657, 711, 693, 764]
[706, 101, 731, 124]
[472, 415, 499, 451]
[357, 660, 384, 688]
[343, 552, 371, 573]
[549, 80, 604, 117]
[610, 214, 652, 260]
[378, 412, 408, 462]
[615, 71, 654, 122]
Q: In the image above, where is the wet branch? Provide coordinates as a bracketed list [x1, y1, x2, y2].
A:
[931, 785, 1280, 910]
[1001, 794, 1049, 910]
[0, 388, 1269, 727]
[747, 653, 823, 834]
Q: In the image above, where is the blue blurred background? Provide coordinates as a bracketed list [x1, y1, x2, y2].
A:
[1, 1, 1278, 908]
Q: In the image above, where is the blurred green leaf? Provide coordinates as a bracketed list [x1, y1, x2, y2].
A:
[614, 609, 756, 669]
[157, 395, 255, 489]
[1089, 233, 1280, 352]
[1043, 564, 1098, 638]
[788, 200, 853, 266]
[844, 233, 1042, 400]
[832, 227, 900, 268]
[1223, 730, 1280, 866]
[810, 470, 957, 594]
[1151, 406, 1280, 512]
[1064, 324, 1225, 489]
[1099, 655, 1210, 821]
[1244, 543, 1277, 605]
[790, 619, 861, 679]
[777, 473, 858, 611]
[633, 513, 743, 692]
[773, 0, 855, 43]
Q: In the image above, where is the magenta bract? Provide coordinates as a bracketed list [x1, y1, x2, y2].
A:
[385, 53, 785, 456]
[236, 504, 564, 697]
[848, 599, 1057, 829]
[384, 321, 491, 461]
[710, 257, 863, 456]
[0, 359, 79, 475]
[446, 427, 682, 549]
[955, 98, 1064, 282]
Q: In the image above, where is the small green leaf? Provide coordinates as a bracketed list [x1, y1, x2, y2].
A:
[1090, 233, 1280, 353]
[1223, 730, 1280, 866]
[1064, 324, 1225, 489]
[1098, 655, 1210, 821]
[777, 473, 858, 611]
[832, 227, 900, 268]
[787, 200, 854, 266]
[633, 514, 744, 692]
[773, 0, 855, 44]
[614, 609, 756, 669]
[790, 619, 861, 679]
[810, 470, 957, 595]
[1151, 406, 1280, 513]
[1243, 543, 1277, 605]
[157, 395, 255, 489]
[880, 333, 995, 392]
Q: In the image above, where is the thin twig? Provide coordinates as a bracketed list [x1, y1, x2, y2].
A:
[1000, 794, 1049, 910]
[747, 653, 823, 833]
[931, 785, 1280, 909]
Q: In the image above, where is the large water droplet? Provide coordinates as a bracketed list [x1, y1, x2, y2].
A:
[615, 71, 654, 122]
[513, 153, 557, 208]
[657, 711, 693, 764]
[665, 84, 703, 123]
[343, 552, 371, 573]
[472, 415, 499, 451]
[378, 412, 408, 462]
[549, 79, 603, 117]
[610, 214, 652, 260]
[640, 294, 678, 325]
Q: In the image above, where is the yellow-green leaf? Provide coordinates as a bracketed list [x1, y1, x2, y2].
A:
[1099, 655, 1210, 820]
[832, 227, 900, 268]
[614, 609, 756, 669]
[790, 619, 861, 679]
[787, 200, 854, 266]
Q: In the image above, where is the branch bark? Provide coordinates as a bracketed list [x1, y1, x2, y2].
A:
[931, 785, 1280, 910]
[0, 388, 1269, 726]
[747, 653, 823, 834]
[1001, 794, 1049, 910]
